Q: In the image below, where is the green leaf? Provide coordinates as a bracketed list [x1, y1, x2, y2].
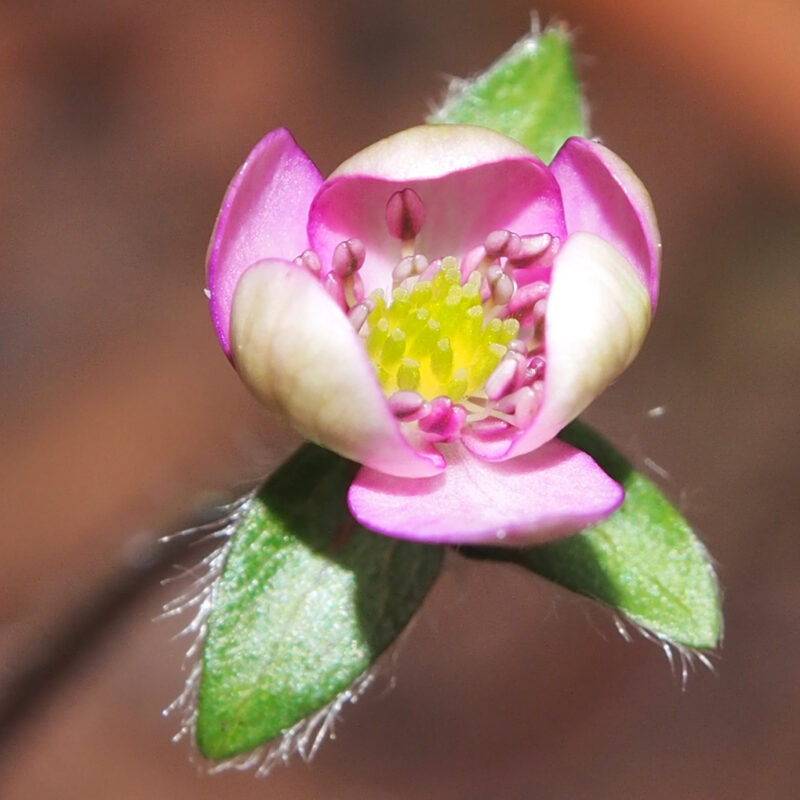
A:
[197, 444, 443, 760]
[465, 421, 722, 649]
[429, 25, 587, 162]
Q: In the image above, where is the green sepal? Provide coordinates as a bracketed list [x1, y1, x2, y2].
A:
[429, 25, 587, 162]
[196, 444, 443, 761]
[464, 421, 722, 649]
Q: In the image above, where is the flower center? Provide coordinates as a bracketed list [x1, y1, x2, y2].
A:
[296, 187, 556, 444]
[364, 258, 520, 403]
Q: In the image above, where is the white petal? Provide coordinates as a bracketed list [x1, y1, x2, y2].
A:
[507, 232, 652, 459]
[329, 124, 535, 181]
[231, 260, 444, 477]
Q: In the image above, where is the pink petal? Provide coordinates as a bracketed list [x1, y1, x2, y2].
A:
[308, 126, 566, 295]
[348, 440, 623, 545]
[550, 137, 661, 310]
[206, 128, 323, 355]
[230, 259, 445, 478]
[505, 233, 652, 460]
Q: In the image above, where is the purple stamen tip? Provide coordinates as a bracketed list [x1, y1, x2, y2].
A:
[526, 355, 546, 382]
[484, 230, 522, 259]
[385, 187, 426, 241]
[508, 233, 554, 267]
[294, 249, 322, 275]
[332, 238, 366, 277]
[508, 281, 549, 325]
[323, 272, 346, 308]
[388, 391, 429, 421]
[418, 396, 466, 441]
[485, 357, 518, 401]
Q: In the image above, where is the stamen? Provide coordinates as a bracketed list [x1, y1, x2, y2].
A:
[418, 397, 467, 442]
[484, 230, 522, 259]
[468, 416, 512, 435]
[488, 270, 516, 306]
[532, 298, 548, 336]
[385, 188, 426, 242]
[332, 238, 366, 277]
[294, 249, 322, 275]
[485, 357, 518, 401]
[345, 273, 364, 308]
[348, 300, 373, 331]
[392, 254, 429, 286]
[323, 273, 345, 308]
[328, 239, 366, 308]
[508, 281, 549, 327]
[513, 384, 542, 427]
[494, 384, 542, 427]
[388, 390, 429, 421]
[508, 233, 553, 267]
[525, 355, 546, 383]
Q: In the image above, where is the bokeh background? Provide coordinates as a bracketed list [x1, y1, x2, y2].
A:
[1, 1, 798, 797]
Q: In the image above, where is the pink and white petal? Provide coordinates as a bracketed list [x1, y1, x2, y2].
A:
[550, 137, 661, 309]
[309, 126, 566, 295]
[207, 128, 323, 355]
[329, 124, 535, 182]
[348, 439, 623, 545]
[505, 233, 652, 460]
[231, 259, 445, 478]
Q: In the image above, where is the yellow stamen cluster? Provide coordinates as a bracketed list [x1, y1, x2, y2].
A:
[364, 257, 519, 402]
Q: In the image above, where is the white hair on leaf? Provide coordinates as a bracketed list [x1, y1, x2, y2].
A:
[159, 489, 391, 777]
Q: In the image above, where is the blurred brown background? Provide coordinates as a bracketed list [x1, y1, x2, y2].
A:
[1, 0, 798, 797]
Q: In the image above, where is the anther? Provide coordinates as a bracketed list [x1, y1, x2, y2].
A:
[532, 298, 548, 333]
[385, 188, 426, 242]
[485, 264, 504, 285]
[322, 273, 345, 308]
[460, 246, 486, 279]
[332, 238, 366, 277]
[294, 249, 322, 275]
[485, 357, 518, 401]
[489, 271, 516, 306]
[468, 416, 512, 436]
[525, 355, 546, 383]
[513, 385, 542, 427]
[494, 385, 541, 428]
[484, 230, 522, 259]
[392, 253, 429, 285]
[348, 301, 372, 331]
[418, 397, 467, 442]
[508, 281, 549, 327]
[508, 233, 553, 267]
[388, 391, 429, 421]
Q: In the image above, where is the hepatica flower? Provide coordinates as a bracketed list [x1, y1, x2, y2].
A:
[207, 125, 659, 546]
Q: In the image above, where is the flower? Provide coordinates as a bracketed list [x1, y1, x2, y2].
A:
[207, 125, 660, 545]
